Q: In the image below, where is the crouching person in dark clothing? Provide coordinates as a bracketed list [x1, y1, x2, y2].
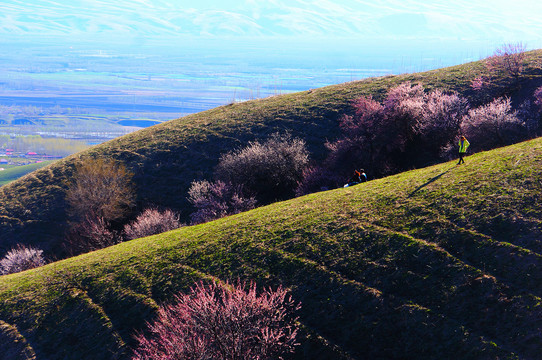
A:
[344, 169, 367, 187]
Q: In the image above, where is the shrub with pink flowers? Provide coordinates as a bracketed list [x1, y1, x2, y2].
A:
[295, 165, 343, 196]
[485, 43, 527, 81]
[471, 76, 485, 91]
[124, 208, 183, 240]
[63, 216, 119, 255]
[0, 244, 46, 275]
[187, 180, 257, 224]
[461, 97, 525, 150]
[325, 82, 468, 178]
[132, 280, 300, 360]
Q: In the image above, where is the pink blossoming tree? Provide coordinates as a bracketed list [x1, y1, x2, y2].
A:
[132, 281, 300, 360]
[485, 43, 527, 81]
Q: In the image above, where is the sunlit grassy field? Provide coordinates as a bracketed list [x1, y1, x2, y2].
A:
[1, 138, 541, 359]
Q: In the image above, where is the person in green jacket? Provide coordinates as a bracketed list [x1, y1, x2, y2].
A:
[457, 135, 470, 165]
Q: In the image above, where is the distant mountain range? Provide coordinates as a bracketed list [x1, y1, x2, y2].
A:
[2, 0, 541, 42]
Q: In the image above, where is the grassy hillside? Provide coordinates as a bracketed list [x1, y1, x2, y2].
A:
[0, 161, 54, 187]
[1, 138, 541, 359]
[1, 50, 542, 254]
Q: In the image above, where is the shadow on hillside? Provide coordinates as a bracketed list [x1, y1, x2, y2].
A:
[409, 167, 453, 197]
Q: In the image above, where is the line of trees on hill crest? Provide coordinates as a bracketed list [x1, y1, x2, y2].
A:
[306, 83, 539, 189]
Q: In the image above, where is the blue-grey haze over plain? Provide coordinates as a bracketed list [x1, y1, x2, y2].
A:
[1, 0, 541, 129]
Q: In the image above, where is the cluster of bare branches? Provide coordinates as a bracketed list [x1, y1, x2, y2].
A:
[63, 158, 135, 255]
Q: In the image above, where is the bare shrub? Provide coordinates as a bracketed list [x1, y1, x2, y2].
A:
[124, 208, 182, 240]
[0, 245, 46, 275]
[461, 97, 525, 150]
[64, 158, 134, 254]
[64, 216, 119, 255]
[215, 133, 309, 203]
[486, 43, 527, 80]
[132, 280, 300, 360]
[66, 158, 135, 223]
[188, 180, 257, 224]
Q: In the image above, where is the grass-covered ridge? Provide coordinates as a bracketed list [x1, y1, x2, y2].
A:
[1, 50, 542, 253]
[1, 138, 541, 359]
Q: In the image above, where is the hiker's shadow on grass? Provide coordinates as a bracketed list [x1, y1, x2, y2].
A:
[409, 167, 453, 197]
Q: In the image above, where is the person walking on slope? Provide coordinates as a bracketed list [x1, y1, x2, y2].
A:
[457, 135, 470, 165]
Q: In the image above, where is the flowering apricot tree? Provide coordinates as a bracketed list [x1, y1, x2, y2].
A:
[132, 280, 300, 360]
[486, 43, 527, 80]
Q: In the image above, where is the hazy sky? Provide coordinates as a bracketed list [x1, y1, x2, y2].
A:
[1, 1, 540, 116]
[1, 0, 541, 46]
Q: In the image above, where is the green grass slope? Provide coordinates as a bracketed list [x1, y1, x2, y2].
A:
[0, 161, 54, 187]
[1, 138, 541, 359]
[1, 50, 542, 253]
